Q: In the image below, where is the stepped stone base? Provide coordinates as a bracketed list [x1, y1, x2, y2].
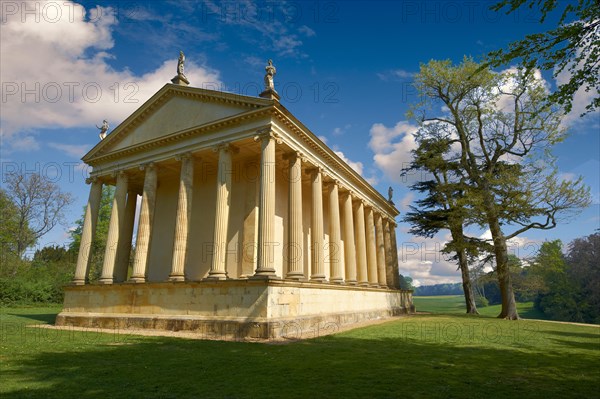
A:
[56, 280, 414, 340]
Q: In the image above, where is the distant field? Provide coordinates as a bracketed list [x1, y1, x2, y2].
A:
[413, 295, 549, 320]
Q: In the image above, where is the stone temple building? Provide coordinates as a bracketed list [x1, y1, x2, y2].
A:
[57, 57, 413, 339]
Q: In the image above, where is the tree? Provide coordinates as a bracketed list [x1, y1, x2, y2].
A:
[69, 185, 114, 282]
[402, 134, 480, 314]
[3, 172, 73, 255]
[410, 58, 591, 319]
[487, 0, 600, 114]
[0, 189, 34, 276]
[565, 232, 600, 322]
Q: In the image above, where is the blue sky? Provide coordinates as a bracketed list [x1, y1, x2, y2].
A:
[1, 0, 598, 285]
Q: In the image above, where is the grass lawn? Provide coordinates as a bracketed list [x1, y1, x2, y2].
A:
[414, 295, 549, 319]
[1, 306, 599, 398]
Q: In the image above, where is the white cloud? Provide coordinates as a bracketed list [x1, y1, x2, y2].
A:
[334, 150, 363, 175]
[47, 143, 90, 159]
[369, 121, 419, 183]
[377, 69, 415, 81]
[399, 192, 414, 211]
[298, 25, 316, 37]
[0, 1, 221, 153]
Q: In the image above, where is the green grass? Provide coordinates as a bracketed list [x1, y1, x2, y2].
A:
[414, 295, 549, 319]
[1, 306, 599, 398]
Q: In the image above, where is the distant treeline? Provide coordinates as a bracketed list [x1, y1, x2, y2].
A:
[414, 283, 463, 296]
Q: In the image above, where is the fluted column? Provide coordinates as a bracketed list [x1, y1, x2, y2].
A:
[341, 192, 357, 284]
[253, 129, 279, 278]
[208, 144, 234, 280]
[285, 151, 304, 279]
[99, 171, 128, 284]
[114, 190, 137, 282]
[328, 181, 343, 282]
[375, 212, 388, 288]
[390, 221, 400, 289]
[130, 163, 157, 283]
[169, 153, 194, 281]
[365, 206, 378, 286]
[73, 178, 103, 285]
[383, 218, 395, 289]
[354, 200, 368, 286]
[309, 167, 325, 281]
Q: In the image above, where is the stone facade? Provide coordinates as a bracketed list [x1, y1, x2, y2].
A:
[58, 68, 413, 339]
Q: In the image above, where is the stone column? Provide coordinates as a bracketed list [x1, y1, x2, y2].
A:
[73, 178, 103, 285]
[169, 153, 194, 282]
[383, 218, 395, 289]
[341, 192, 357, 284]
[285, 151, 304, 279]
[130, 163, 157, 283]
[354, 200, 369, 286]
[309, 167, 326, 281]
[114, 190, 137, 282]
[365, 206, 378, 286]
[375, 212, 388, 288]
[99, 171, 128, 284]
[328, 181, 343, 283]
[208, 144, 234, 280]
[253, 129, 279, 278]
[390, 221, 400, 289]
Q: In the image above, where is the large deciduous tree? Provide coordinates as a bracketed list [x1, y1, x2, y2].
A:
[409, 58, 590, 319]
[487, 0, 600, 115]
[3, 172, 73, 256]
[402, 134, 480, 314]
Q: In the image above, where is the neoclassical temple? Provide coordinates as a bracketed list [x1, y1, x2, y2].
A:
[57, 58, 413, 339]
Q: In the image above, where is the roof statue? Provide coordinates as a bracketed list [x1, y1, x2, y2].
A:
[171, 50, 190, 86]
[260, 59, 280, 100]
[96, 120, 109, 140]
[388, 186, 394, 204]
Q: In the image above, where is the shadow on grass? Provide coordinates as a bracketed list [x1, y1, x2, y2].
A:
[543, 330, 600, 340]
[7, 313, 57, 325]
[4, 326, 599, 399]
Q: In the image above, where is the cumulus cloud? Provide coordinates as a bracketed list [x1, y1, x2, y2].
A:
[334, 150, 364, 175]
[0, 0, 221, 153]
[368, 121, 419, 184]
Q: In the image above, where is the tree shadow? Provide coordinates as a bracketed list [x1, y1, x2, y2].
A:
[3, 325, 599, 399]
[542, 330, 599, 340]
[7, 312, 57, 325]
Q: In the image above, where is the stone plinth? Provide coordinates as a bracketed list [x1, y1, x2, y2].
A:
[56, 281, 413, 340]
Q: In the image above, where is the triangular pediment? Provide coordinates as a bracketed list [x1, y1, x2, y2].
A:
[84, 84, 272, 162]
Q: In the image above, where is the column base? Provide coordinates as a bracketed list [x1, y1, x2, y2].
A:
[168, 275, 186, 282]
[310, 275, 326, 282]
[249, 273, 281, 280]
[128, 276, 146, 283]
[345, 280, 358, 285]
[358, 281, 370, 287]
[72, 279, 85, 286]
[98, 278, 114, 284]
[285, 271, 305, 280]
[205, 272, 228, 281]
[329, 277, 344, 284]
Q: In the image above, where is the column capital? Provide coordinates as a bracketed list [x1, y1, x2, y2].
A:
[325, 178, 340, 188]
[254, 128, 282, 144]
[282, 150, 306, 162]
[340, 190, 354, 200]
[111, 170, 128, 179]
[175, 152, 193, 162]
[139, 162, 156, 172]
[212, 142, 239, 154]
[85, 176, 99, 185]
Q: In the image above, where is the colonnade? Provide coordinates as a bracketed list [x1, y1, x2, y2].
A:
[73, 130, 400, 288]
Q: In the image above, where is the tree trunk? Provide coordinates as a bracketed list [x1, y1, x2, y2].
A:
[458, 249, 479, 314]
[485, 205, 519, 320]
[451, 226, 479, 314]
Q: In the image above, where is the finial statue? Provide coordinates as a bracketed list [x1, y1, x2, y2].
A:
[171, 50, 190, 86]
[388, 186, 394, 204]
[264, 59, 277, 92]
[177, 51, 186, 79]
[96, 120, 109, 140]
